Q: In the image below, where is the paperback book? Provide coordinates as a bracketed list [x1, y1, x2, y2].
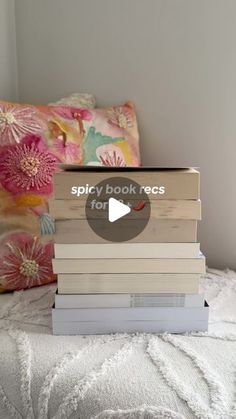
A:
[54, 243, 200, 259]
[55, 292, 205, 308]
[52, 256, 206, 274]
[53, 167, 200, 200]
[57, 273, 201, 294]
[52, 303, 209, 335]
[54, 219, 198, 243]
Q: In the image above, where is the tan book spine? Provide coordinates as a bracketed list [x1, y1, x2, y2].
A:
[53, 170, 200, 200]
[54, 219, 197, 243]
[52, 256, 206, 274]
[57, 273, 200, 294]
[49, 199, 201, 220]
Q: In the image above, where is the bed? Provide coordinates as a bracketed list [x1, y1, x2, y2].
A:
[0, 269, 236, 419]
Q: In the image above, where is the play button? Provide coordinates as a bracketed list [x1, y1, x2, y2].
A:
[108, 198, 131, 223]
[85, 176, 151, 242]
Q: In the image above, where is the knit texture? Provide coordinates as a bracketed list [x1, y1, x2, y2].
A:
[0, 269, 236, 419]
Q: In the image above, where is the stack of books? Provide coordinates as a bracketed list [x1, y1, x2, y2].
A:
[50, 167, 208, 335]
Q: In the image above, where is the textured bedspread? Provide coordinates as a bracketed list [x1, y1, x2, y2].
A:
[0, 269, 236, 419]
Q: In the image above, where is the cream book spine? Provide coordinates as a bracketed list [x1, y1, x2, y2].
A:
[53, 256, 205, 274]
[54, 243, 200, 259]
[49, 199, 201, 220]
[54, 219, 197, 243]
[57, 273, 200, 294]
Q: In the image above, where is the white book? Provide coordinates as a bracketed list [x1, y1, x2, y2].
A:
[54, 243, 200, 259]
[55, 292, 205, 308]
[52, 303, 209, 335]
[52, 256, 206, 274]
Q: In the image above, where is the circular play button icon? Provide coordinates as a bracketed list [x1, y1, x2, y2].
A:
[85, 176, 151, 242]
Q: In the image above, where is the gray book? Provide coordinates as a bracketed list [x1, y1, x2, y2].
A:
[52, 303, 209, 335]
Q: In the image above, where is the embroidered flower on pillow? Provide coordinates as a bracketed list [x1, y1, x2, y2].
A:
[0, 102, 44, 145]
[96, 144, 126, 167]
[107, 106, 133, 129]
[0, 232, 55, 291]
[0, 134, 57, 196]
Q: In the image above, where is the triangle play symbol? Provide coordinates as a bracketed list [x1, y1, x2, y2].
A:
[108, 198, 131, 223]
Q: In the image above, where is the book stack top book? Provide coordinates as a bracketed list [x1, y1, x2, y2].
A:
[53, 166, 200, 200]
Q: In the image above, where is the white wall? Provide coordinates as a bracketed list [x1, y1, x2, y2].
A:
[10, 0, 236, 269]
[0, 0, 18, 100]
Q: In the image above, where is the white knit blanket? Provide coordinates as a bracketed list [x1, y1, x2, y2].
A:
[0, 269, 236, 419]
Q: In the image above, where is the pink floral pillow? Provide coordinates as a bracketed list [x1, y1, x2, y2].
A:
[0, 100, 140, 291]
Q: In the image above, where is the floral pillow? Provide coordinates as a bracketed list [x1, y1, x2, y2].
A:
[0, 100, 140, 291]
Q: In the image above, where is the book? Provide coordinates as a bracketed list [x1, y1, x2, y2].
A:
[57, 273, 200, 294]
[53, 167, 200, 200]
[54, 243, 200, 259]
[49, 199, 201, 221]
[55, 291, 205, 308]
[52, 303, 209, 335]
[52, 256, 206, 274]
[54, 219, 198, 243]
